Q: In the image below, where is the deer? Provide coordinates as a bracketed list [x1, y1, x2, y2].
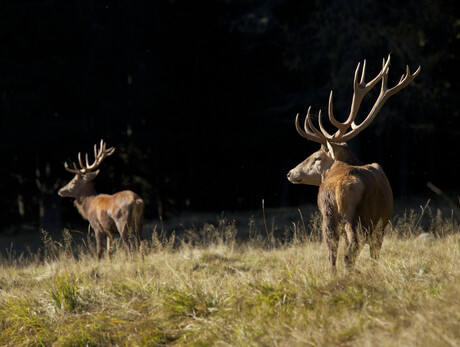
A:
[58, 140, 145, 260]
[287, 54, 420, 273]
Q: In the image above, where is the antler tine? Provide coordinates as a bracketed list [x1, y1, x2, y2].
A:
[358, 54, 391, 92]
[295, 107, 327, 145]
[317, 109, 334, 140]
[327, 90, 349, 139]
[77, 152, 84, 170]
[94, 141, 101, 164]
[360, 59, 366, 84]
[62, 151, 88, 175]
[383, 64, 421, 99]
[327, 90, 339, 128]
[306, 109, 329, 146]
[100, 139, 116, 156]
[99, 139, 106, 157]
[94, 140, 105, 167]
[84, 139, 115, 171]
[64, 161, 82, 174]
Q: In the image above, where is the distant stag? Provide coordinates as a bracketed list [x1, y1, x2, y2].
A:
[59, 140, 144, 259]
[287, 55, 420, 272]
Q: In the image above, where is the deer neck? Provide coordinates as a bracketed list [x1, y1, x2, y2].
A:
[74, 184, 96, 221]
[320, 160, 354, 185]
[320, 166, 332, 184]
[331, 144, 362, 165]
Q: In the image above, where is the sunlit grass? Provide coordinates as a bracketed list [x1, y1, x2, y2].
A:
[0, 209, 459, 346]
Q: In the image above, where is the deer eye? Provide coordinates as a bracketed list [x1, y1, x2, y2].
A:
[314, 157, 321, 162]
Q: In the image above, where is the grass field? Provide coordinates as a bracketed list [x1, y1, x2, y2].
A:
[1, 206, 459, 346]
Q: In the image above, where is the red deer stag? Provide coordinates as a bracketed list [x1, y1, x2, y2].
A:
[59, 140, 144, 259]
[287, 55, 420, 272]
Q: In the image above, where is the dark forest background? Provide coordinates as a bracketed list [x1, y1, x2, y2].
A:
[1, 0, 459, 235]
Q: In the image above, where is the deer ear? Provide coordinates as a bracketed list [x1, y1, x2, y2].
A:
[326, 141, 336, 160]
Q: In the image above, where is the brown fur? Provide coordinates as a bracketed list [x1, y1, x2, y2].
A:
[59, 174, 144, 260]
[288, 143, 393, 272]
[318, 148, 393, 272]
[323, 143, 362, 165]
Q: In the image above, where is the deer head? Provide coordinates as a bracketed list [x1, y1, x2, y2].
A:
[58, 140, 115, 198]
[287, 54, 420, 185]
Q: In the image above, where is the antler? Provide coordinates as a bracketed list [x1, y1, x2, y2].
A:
[295, 107, 328, 146]
[64, 139, 115, 175]
[296, 54, 421, 144]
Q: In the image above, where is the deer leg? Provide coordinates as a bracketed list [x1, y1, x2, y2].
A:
[95, 229, 104, 260]
[106, 235, 113, 259]
[343, 219, 363, 271]
[131, 212, 145, 261]
[322, 213, 340, 274]
[133, 199, 144, 245]
[135, 221, 143, 247]
[132, 211, 143, 245]
[326, 237, 339, 274]
[342, 229, 349, 258]
[369, 223, 384, 262]
[129, 213, 143, 250]
[116, 220, 134, 259]
[369, 242, 381, 262]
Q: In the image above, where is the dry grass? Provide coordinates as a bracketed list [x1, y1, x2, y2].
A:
[0, 209, 459, 346]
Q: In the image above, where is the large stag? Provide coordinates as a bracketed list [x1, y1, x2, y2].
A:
[287, 55, 420, 272]
[59, 140, 144, 259]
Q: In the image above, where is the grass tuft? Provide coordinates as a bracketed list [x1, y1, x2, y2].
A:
[49, 275, 80, 312]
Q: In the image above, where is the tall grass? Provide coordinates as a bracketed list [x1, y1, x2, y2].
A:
[0, 207, 459, 346]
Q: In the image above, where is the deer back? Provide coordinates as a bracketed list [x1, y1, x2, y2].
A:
[319, 161, 393, 228]
[86, 190, 144, 233]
